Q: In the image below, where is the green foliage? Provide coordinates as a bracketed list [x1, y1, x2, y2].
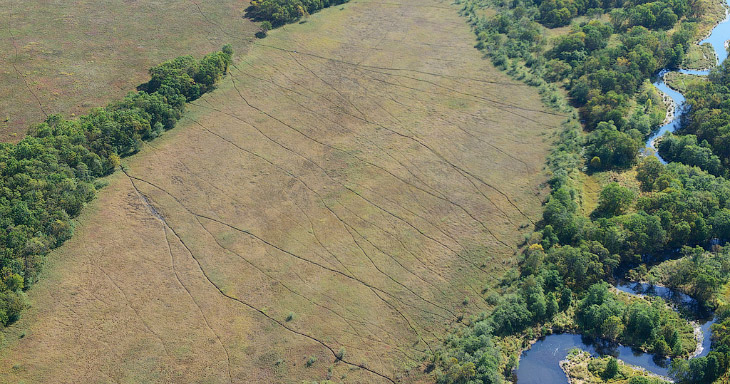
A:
[586, 122, 643, 170]
[670, 352, 725, 383]
[0, 47, 232, 329]
[649, 246, 730, 307]
[658, 133, 724, 176]
[246, 0, 349, 27]
[145, 50, 231, 101]
[491, 294, 532, 335]
[604, 357, 619, 379]
[435, 320, 503, 384]
[436, 0, 724, 380]
[596, 182, 635, 216]
[306, 355, 317, 367]
[462, 0, 690, 170]
[672, 60, 730, 174]
[577, 282, 692, 355]
[534, 0, 686, 29]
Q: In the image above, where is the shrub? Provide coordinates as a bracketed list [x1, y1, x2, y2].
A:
[306, 356, 317, 367]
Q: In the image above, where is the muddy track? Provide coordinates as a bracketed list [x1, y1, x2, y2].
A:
[123, 168, 397, 383]
[123, 168, 441, 351]
[230, 63, 523, 239]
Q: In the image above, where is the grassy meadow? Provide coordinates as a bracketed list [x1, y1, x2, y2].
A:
[0, 0, 563, 382]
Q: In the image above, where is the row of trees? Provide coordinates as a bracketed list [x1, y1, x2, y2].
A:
[0, 46, 233, 328]
[246, 0, 350, 27]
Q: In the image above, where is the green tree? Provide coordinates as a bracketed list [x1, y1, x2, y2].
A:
[601, 315, 624, 340]
[596, 182, 635, 217]
[604, 357, 619, 379]
[585, 122, 642, 169]
[636, 156, 664, 191]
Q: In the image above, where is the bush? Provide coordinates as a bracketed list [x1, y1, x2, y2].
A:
[247, 0, 350, 27]
[596, 183, 635, 216]
[604, 358, 619, 379]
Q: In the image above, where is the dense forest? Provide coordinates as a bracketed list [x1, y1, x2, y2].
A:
[433, 0, 730, 381]
[0, 47, 233, 329]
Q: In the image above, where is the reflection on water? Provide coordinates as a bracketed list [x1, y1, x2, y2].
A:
[515, 334, 672, 384]
[516, 282, 716, 384]
[645, 70, 687, 163]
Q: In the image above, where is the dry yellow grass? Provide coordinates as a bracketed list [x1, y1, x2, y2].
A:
[0, 0, 257, 142]
[0, 0, 564, 382]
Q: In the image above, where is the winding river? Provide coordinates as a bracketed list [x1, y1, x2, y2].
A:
[645, 0, 730, 161]
[516, 5, 730, 382]
[515, 282, 715, 383]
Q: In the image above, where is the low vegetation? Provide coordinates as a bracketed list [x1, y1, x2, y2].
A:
[246, 0, 349, 27]
[0, 46, 232, 329]
[562, 349, 670, 383]
[433, 0, 730, 380]
[647, 246, 730, 307]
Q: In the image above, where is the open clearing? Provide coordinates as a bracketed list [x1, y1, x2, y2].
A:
[0, 0, 563, 382]
[0, 0, 256, 142]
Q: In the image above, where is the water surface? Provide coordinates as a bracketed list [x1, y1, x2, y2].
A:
[645, 0, 730, 161]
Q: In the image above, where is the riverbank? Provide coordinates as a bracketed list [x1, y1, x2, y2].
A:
[682, 43, 717, 71]
[645, 0, 728, 159]
[436, 0, 730, 379]
[657, 84, 676, 127]
[561, 350, 672, 384]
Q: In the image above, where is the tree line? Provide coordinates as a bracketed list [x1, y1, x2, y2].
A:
[246, 0, 350, 27]
[0, 46, 233, 329]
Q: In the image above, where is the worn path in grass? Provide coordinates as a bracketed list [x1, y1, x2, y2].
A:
[0, 0, 257, 142]
[0, 0, 563, 382]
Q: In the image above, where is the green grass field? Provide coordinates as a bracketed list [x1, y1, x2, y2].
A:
[0, 0, 563, 382]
